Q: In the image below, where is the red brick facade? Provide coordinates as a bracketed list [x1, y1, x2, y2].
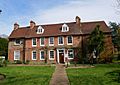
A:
[8, 16, 113, 64]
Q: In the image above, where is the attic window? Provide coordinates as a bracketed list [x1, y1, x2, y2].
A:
[37, 26, 44, 34]
[62, 23, 69, 32]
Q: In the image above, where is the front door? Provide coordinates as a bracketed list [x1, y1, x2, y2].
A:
[57, 49, 64, 63]
[59, 53, 64, 63]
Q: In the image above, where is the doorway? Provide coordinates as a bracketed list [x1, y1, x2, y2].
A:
[57, 49, 65, 63]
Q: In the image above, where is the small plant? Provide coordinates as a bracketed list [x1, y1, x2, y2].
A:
[14, 60, 22, 64]
[25, 60, 30, 64]
[0, 59, 7, 67]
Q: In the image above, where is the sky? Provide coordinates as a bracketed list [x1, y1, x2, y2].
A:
[0, 0, 119, 35]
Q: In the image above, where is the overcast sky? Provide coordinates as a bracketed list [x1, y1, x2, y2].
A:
[0, 0, 119, 35]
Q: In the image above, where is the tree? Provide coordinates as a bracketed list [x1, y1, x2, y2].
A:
[0, 38, 8, 60]
[88, 25, 105, 64]
[109, 22, 120, 60]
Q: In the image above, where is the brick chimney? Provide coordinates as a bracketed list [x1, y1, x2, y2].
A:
[75, 16, 81, 26]
[14, 22, 19, 30]
[30, 20, 36, 29]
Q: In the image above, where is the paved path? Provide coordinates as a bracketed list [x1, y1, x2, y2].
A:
[49, 64, 70, 85]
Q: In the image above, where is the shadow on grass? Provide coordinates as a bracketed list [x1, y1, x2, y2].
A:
[105, 70, 120, 83]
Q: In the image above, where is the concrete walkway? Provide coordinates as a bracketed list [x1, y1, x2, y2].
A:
[49, 64, 70, 85]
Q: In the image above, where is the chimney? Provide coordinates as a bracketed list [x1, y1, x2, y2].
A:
[75, 16, 81, 26]
[14, 22, 19, 30]
[30, 20, 36, 29]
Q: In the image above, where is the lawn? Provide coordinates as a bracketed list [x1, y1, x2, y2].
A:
[0, 66, 55, 85]
[66, 64, 120, 85]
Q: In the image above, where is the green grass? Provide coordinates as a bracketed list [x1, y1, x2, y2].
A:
[0, 66, 55, 85]
[66, 64, 120, 85]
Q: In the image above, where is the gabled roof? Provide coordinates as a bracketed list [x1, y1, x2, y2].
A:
[9, 21, 111, 39]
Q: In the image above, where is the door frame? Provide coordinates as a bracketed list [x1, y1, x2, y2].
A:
[57, 49, 65, 63]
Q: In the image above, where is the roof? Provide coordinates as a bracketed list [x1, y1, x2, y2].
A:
[9, 21, 111, 39]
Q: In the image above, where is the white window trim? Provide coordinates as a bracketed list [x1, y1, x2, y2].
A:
[67, 36, 73, 45]
[32, 50, 37, 60]
[40, 37, 45, 46]
[32, 38, 37, 47]
[49, 37, 54, 46]
[67, 49, 74, 59]
[37, 26, 44, 34]
[58, 36, 64, 45]
[14, 50, 20, 60]
[40, 50, 45, 60]
[62, 23, 69, 32]
[49, 50, 55, 60]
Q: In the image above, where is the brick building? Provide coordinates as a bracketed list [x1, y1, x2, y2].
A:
[8, 16, 113, 64]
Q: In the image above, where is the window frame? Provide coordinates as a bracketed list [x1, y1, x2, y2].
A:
[67, 36, 73, 45]
[49, 50, 55, 60]
[14, 50, 20, 60]
[32, 50, 37, 60]
[40, 37, 45, 46]
[32, 38, 37, 47]
[40, 50, 45, 60]
[36, 26, 44, 34]
[67, 49, 74, 59]
[58, 36, 64, 45]
[62, 24, 69, 32]
[14, 39, 21, 45]
[49, 37, 54, 46]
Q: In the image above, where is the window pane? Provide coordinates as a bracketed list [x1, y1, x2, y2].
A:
[15, 39, 20, 44]
[33, 38, 36, 45]
[68, 36, 72, 43]
[14, 50, 20, 60]
[50, 51, 54, 58]
[33, 51, 36, 59]
[40, 37, 44, 45]
[68, 50, 74, 58]
[59, 36, 63, 44]
[41, 51, 44, 59]
[50, 37, 54, 44]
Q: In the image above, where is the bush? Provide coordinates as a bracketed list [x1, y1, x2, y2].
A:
[14, 60, 22, 64]
[0, 59, 7, 67]
[25, 60, 30, 64]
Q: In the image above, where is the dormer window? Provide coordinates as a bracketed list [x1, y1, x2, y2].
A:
[37, 26, 44, 34]
[62, 23, 69, 32]
[14, 39, 21, 45]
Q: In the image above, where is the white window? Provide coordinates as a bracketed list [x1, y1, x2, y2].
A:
[32, 38, 37, 47]
[68, 49, 74, 59]
[14, 50, 20, 60]
[62, 23, 69, 32]
[49, 37, 54, 46]
[58, 36, 64, 45]
[67, 36, 73, 45]
[37, 26, 44, 34]
[40, 50, 45, 60]
[40, 37, 45, 46]
[32, 51, 37, 60]
[49, 50, 55, 60]
[14, 39, 21, 45]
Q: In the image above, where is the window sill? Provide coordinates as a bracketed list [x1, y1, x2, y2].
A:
[40, 59, 45, 60]
[49, 58, 55, 60]
[32, 59, 37, 60]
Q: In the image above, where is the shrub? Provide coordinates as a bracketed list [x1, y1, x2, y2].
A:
[14, 60, 22, 64]
[0, 59, 7, 67]
[25, 60, 30, 64]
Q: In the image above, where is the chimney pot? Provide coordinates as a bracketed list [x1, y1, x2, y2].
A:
[75, 16, 81, 25]
[14, 22, 19, 30]
[30, 20, 36, 29]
